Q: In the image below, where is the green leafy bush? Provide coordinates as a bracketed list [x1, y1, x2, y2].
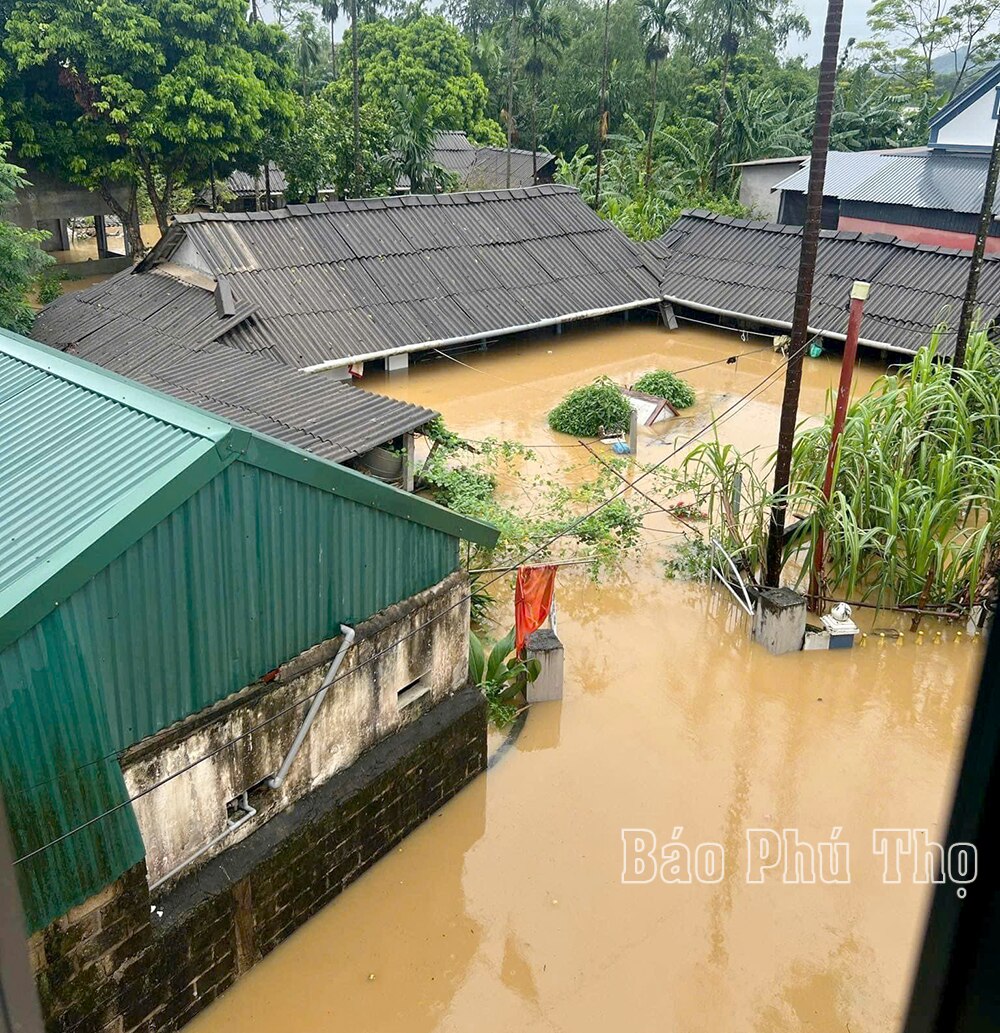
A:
[35, 273, 64, 305]
[634, 370, 696, 409]
[548, 377, 631, 437]
[469, 628, 540, 728]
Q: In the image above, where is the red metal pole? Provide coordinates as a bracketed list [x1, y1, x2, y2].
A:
[811, 281, 870, 607]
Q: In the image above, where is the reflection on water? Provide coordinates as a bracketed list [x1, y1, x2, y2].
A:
[188, 320, 981, 1033]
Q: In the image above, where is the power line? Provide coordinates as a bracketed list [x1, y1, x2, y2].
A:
[12, 347, 803, 867]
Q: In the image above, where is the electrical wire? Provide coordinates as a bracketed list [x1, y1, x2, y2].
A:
[12, 345, 805, 867]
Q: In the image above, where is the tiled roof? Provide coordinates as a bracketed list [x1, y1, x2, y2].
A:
[647, 211, 1000, 357]
[32, 271, 436, 461]
[151, 185, 661, 369]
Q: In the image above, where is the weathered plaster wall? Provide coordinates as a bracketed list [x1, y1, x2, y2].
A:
[738, 161, 802, 221]
[29, 683, 486, 1033]
[123, 571, 469, 889]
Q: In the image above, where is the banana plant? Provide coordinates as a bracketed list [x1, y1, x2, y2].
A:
[469, 628, 541, 727]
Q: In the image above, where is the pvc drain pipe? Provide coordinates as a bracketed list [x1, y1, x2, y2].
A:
[267, 624, 356, 790]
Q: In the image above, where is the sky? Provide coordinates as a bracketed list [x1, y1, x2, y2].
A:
[793, 2, 871, 62]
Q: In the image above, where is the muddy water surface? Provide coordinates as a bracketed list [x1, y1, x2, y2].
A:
[189, 321, 981, 1033]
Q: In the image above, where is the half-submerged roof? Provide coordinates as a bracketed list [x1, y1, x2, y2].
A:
[0, 329, 497, 649]
[145, 185, 661, 371]
[648, 211, 1000, 357]
[32, 269, 437, 462]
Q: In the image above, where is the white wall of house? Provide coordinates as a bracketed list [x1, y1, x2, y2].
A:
[738, 160, 804, 221]
[934, 86, 999, 150]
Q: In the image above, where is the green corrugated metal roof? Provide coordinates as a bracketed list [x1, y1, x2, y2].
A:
[0, 330, 498, 652]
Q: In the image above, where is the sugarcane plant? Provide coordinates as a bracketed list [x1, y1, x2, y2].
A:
[681, 330, 1000, 622]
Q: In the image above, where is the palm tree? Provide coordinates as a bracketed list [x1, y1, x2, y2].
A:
[505, 0, 524, 189]
[320, 0, 339, 78]
[350, 0, 361, 195]
[294, 12, 322, 98]
[638, 0, 685, 187]
[594, 0, 612, 207]
[708, 0, 772, 193]
[764, 0, 844, 588]
[523, 0, 563, 182]
[954, 113, 1000, 370]
[390, 86, 439, 193]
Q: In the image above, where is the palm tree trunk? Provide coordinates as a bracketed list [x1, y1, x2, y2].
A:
[531, 38, 539, 181]
[764, 0, 844, 588]
[330, 19, 338, 78]
[594, 0, 611, 208]
[645, 49, 659, 188]
[709, 47, 731, 194]
[954, 111, 1000, 370]
[351, 0, 361, 196]
[506, 7, 519, 189]
[264, 161, 272, 210]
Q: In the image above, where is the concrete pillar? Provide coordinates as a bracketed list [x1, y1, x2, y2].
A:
[659, 302, 679, 330]
[386, 352, 409, 372]
[628, 407, 638, 456]
[525, 629, 564, 702]
[403, 433, 415, 493]
[752, 588, 806, 656]
[94, 214, 110, 258]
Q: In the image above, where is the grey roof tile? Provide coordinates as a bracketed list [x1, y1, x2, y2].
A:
[648, 211, 1000, 357]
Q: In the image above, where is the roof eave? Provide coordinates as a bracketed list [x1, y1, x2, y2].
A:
[241, 433, 500, 548]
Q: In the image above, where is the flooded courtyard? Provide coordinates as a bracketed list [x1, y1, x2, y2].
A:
[188, 319, 982, 1033]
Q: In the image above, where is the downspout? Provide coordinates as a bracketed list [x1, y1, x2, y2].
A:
[149, 791, 258, 892]
[267, 624, 356, 790]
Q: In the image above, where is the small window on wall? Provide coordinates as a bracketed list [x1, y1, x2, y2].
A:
[397, 672, 430, 710]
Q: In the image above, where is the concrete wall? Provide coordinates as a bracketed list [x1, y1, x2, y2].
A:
[123, 571, 469, 890]
[4, 160, 132, 231]
[28, 684, 486, 1033]
[738, 160, 803, 220]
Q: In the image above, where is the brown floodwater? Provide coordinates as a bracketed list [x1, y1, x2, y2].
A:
[188, 318, 982, 1033]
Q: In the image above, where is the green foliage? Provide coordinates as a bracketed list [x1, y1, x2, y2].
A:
[548, 376, 632, 437]
[35, 271, 63, 305]
[0, 143, 52, 333]
[664, 537, 712, 580]
[418, 419, 645, 574]
[340, 14, 502, 138]
[279, 93, 394, 200]
[389, 84, 454, 192]
[3, 0, 299, 233]
[469, 627, 540, 728]
[684, 332, 1000, 615]
[634, 369, 695, 408]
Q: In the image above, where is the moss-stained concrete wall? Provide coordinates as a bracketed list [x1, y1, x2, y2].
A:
[122, 572, 469, 889]
[30, 684, 486, 1033]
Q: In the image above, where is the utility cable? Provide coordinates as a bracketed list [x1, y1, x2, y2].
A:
[12, 346, 804, 866]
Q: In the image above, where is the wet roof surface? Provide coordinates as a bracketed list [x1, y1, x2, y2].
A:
[648, 211, 1000, 356]
[32, 272, 436, 461]
[154, 186, 661, 368]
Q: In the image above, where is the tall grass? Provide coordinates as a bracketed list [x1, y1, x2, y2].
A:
[686, 331, 1000, 615]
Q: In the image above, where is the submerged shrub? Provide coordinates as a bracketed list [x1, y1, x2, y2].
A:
[634, 369, 696, 409]
[548, 376, 631, 437]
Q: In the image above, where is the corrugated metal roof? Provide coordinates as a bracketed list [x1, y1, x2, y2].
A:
[647, 211, 1000, 357]
[152, 185, 659, 369]
[0, 338, 218, 613]
[772, 150, 905, 197]
[774, 149, 999, 217]
[33, 271, 437, 461]
[2, 330, 496, 651]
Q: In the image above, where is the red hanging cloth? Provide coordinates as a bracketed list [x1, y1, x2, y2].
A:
[514, 565, 558, 655]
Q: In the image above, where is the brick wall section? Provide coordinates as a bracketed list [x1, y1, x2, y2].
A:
[29, 685, 487, 1033]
